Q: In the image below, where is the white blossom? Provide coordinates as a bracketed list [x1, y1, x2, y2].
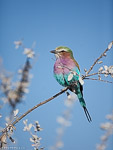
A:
[24, 48, 35, 58]
[102, 65, 113, 77]
[56, 128, 64, 134]
[8, 90, 18, 100]
[100, 122, 112, 130]
[97, 61, 103, 64]
[23, 123, 32, 131]
[32, 134, 39, 140]
[108, 41, 113, 50]
[51, 93, 77, 149]
[98, 74, 101, 80]
[13, 109, 19, 117]
[100, 135, 107, 141]
[31, 143, 40, 148]
[65, 94, 77, 107]
[98, 67, 103, 72]
[104, 65, 108, 71]
[14, 40, 22, 49]
[1, 97, 8, 104]
[97, 111, 113, 150]
[29, 74, 33, 79]
[16, 81, 29, 88]
[27, 123, 33, 131]
[30, 137, 35, 143]
[0, 134, 7, 145]
[30, 134, 42, 149]
[56, 141, 64, 148]
[23, 120, 43, 149]
[18, 69, 23, 74]
[103, 53, 107, 56]
[23, 119, 28, 125]
[35, 121, 39, 124]
[84, 68, 87, 72]
[33, 121, 43, 132]
[2, 76, 11, 84]
[96, 144, 106, 150]
[22, 88, 29, 93]
[106, 114, 113, 121]
[57, 116, 71, 127]
[108, 66, 113, 75]
[5, 117, 10, 123]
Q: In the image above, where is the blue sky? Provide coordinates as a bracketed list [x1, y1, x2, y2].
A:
[0, 0, 113, 150]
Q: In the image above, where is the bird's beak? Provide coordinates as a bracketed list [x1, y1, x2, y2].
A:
[50, 50, 56, 54]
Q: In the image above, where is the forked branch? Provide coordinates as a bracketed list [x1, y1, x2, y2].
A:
[82, 41, 113, 81]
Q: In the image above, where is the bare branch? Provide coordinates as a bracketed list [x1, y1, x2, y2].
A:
[82, 72, 98, 79]
[86, 41, 113, 75]
[82, 72, 113, 79]
[0, 87, 69, 144]
[84, 77, 112, 83]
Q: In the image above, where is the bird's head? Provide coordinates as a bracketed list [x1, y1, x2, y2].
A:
[50, 46, 73, 59]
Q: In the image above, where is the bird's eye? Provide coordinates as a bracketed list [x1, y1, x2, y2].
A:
[61, 50, 65, 52]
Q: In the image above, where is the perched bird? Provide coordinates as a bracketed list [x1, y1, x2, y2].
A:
[50, 46, 92, 122]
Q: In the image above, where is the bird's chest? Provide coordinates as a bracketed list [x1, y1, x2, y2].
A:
[54, 58, 75, 74]
[54, 58, 80, 86]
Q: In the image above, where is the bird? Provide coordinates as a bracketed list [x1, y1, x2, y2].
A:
[50, 46, 92, 122]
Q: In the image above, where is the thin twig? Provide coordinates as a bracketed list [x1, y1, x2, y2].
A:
[84, 77, 112, 83]
[86, 46, 111, 75]
[82, 72, 112, 79]
[82, 72, 98, 79]
[0, 87, 69, 142]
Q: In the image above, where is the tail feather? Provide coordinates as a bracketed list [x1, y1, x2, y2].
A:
[78, 96, 92, 122]
[72, 82, 92, 122]
[83, 106, 92, 122]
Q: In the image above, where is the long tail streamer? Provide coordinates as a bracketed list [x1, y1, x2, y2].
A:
[83, 106, 92, 122]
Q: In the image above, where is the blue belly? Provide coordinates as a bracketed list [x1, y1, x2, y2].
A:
[54, 67, 80, 87]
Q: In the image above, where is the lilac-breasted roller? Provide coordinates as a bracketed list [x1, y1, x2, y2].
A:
[50, 46, 92, 122]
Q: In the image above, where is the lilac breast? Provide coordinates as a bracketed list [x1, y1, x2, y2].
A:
[54, 57, 76, 74]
